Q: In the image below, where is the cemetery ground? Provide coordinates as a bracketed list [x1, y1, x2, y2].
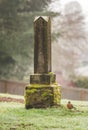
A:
[0, 94, 88, 130]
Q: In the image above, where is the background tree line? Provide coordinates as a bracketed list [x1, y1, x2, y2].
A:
[0, 0, 88, 86]
[0, 0, 53, 81]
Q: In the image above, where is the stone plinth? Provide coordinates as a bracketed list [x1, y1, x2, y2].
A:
[25, 83, 61, 108]
[30, 73, 56, 84]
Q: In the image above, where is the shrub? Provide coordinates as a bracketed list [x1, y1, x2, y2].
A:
[74, 76, 88, 89]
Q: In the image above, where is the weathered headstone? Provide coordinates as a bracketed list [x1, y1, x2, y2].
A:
[25, 16, 61, 109]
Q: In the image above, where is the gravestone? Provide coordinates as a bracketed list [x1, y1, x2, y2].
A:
[25, 16, 61, 109]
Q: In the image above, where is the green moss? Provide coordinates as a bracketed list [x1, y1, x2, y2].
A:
[26, 84, 50, 88]
[53, 83, 61, 104]
[48, 72, 54, 75]
[26, 88, 37, 94]
[42, 90, 53, 98]
[25, 83, 61, 109]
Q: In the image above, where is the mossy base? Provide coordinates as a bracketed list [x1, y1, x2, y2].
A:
[25, 83, 61, 109]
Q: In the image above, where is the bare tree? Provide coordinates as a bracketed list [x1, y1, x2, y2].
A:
[52, 1, 87, 79]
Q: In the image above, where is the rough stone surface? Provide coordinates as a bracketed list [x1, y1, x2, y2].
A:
[25, 84, 61, 108]
[34, 16, 51, 74]
[25, 16, 61, 109]
[30, 73, 56, 84]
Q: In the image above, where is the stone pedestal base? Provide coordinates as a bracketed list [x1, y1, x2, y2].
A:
[30, 73, 56, 84]
[25, 83, 61, 109]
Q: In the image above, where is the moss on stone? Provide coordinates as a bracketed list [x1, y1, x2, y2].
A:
[42, 91, 53, 98]
[26, 88, 37, 94]
[25, 83, 61, 109]
[26, 84, 50, 88]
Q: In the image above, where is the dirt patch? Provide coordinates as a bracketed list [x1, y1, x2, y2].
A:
[0, 96, 24, 103]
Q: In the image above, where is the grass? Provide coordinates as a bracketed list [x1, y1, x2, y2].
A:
[0, 94, 88, 130]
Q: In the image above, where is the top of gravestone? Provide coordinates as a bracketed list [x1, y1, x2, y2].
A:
[34, 16, 50, 22]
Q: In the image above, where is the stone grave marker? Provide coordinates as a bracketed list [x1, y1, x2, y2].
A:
[25, 16, 61, 109]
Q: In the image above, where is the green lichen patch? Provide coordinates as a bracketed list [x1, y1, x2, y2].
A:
[25, 83, 61, 109]
[26, 84, 50, 89]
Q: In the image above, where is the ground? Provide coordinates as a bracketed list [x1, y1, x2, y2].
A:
[0, 94, 24, 103]
[0, 93, 88, 130]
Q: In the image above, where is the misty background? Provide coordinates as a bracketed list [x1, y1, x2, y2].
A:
[0, 0, 88, 88]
